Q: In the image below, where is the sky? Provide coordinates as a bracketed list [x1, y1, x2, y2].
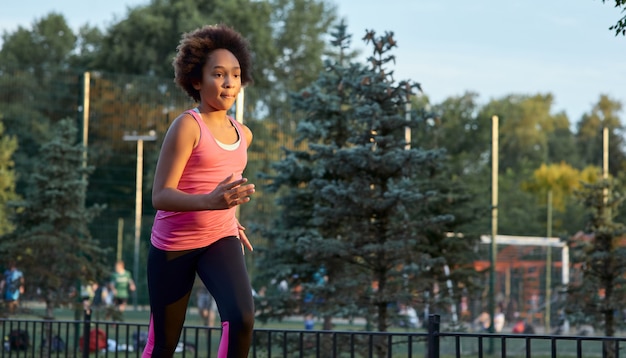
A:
[1, 0, 625, 122]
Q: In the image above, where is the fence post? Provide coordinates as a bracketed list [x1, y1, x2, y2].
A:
[427, 314, 440, 358]
[83, 309, 91, 358]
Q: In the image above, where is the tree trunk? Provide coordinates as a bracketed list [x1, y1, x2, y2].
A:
[605, 309, 615, 337]
[603, 340, 616, 358]
[45, 299, 54, 320]
[376, 301, 389, 358]
[322, 315, 333, 330]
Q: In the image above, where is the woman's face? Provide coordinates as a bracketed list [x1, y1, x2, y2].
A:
[194, 48, 242, 111]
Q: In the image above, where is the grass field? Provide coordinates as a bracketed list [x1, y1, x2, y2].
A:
[13, 300, 372, 331]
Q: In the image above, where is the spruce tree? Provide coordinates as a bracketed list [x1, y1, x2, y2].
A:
[256, 24, 479, 350]
[566, 178, 626, 357]
[0, 118, 109, 318]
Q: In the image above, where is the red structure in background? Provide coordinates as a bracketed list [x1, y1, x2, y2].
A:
[472, 235, 570, 327]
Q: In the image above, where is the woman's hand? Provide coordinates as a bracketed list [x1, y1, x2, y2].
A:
[210, 173, 256, 210]
[238, 221, 253, 254]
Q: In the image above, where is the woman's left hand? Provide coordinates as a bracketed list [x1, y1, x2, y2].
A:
[238, 222, 253, 253]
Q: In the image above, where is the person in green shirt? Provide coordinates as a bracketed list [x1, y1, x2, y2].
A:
[109, 260, 136, 313]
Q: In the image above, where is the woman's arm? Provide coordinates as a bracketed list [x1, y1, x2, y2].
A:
[152, 113, 255, 212]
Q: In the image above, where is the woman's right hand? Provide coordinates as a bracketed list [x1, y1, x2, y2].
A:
[208, 173, 256, 210]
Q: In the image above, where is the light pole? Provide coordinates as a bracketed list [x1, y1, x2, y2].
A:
[489, 115, 499, 354]
[123, 130, 157, 310]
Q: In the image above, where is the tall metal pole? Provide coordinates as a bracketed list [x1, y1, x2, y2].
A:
[124, 132, 157, 310]
[236, 88, 245, 124]
[117, 218, 124, 261]
[133, 138, 143, 310]
[404, 101, 411, 150]
[603, 125, 609, 204]
[545, 190, 553, 333]
[81, 72, 90, 173]
[78, 71, 91, 340]
[603, 126, 609, 179]
[489, 115, 499, 353]
[562, 243, 570, 334]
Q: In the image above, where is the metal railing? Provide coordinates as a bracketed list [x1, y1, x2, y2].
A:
[427, 314, 626, 358]
[0, 313, 624, 357]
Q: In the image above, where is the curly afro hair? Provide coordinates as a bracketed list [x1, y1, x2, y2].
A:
[173, 24, 253, 102]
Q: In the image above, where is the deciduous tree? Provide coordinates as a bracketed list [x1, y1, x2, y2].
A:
[601, 0, 626, 36]
[0, 14, 85, 197]
[575, 95, 625, 177]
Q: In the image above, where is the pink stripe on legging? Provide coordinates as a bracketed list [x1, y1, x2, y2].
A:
[217, 321, 230, 358]
[141, 314, 155, 357]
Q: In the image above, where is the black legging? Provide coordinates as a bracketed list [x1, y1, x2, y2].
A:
[143, 236, 254, 357]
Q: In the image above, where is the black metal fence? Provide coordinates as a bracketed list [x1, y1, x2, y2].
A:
[0, 314, 624, 357]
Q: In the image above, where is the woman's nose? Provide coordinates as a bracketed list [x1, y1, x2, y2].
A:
[223, 75, 235, 88]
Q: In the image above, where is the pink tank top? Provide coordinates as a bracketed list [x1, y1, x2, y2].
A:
[150, 109, 248, 251]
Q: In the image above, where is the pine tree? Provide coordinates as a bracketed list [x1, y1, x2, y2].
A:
[256, 25, 479, 353]
[0, 118, 109, 319]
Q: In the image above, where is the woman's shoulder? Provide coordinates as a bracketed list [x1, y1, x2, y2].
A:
[176, 110, 201, 123]
[168, 111, 203, 136]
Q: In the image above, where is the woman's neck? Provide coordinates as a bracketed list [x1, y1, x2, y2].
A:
[196, 106, 228, 121]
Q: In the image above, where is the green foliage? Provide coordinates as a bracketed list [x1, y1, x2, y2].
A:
[602, 0, 626, 36]
[0, 118, 109, 319]
[565, 178, 626, 337]
[480, 94, 571, 172]
[0, 69, 77, 199]
[523, 162, 582, 212]
[419, 92, 493, 236]
[0, 119, 20, 236]
[576, 95, 626, 176]
[0, 13, 76, 75]
[0, 14, 88, 198]
[70, 25, 105, 70]
[256, 25, 479, 339]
